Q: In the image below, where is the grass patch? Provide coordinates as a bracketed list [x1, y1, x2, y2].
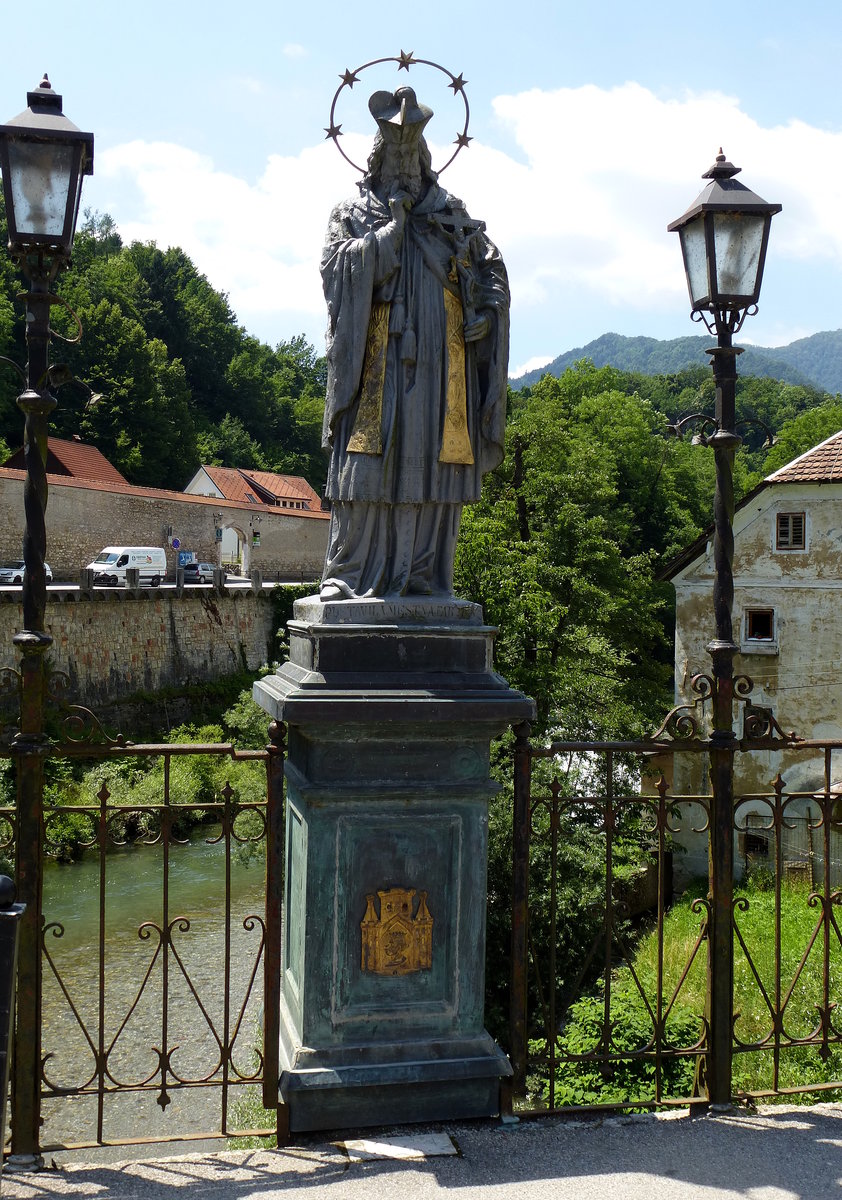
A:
[528, 876, 842, 1108]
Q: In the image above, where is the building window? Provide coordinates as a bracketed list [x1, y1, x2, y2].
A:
[776, 511, 805, 550]
[746, 608, 775, 641]
[744, 830, 769, 857]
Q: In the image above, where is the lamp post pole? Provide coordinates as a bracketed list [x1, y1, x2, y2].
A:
[0, 76, 92, 1165]
[704, 325, 741, 1107]
[8, 261, 57, 1169]
[668, 151, 780, 1107]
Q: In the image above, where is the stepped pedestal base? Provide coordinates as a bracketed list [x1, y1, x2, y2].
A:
[254, 597, 534, 1133]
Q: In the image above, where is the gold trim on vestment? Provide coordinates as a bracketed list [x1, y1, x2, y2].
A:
[345, 289, 474, 465]
[440, 288, 473, 464]
[347, 301, 389, 453]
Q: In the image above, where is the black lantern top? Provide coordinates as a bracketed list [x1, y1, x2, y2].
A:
[668, 151, 781, 319]
[0, 75, 94, 256]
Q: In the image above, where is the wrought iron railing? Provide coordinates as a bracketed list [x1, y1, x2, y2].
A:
[3, 716, 285, 1159]
[509, 726, 842, 1114]
[8, 695, 842, 1147]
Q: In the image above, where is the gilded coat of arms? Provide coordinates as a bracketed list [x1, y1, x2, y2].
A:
[360, 887, 433, 976]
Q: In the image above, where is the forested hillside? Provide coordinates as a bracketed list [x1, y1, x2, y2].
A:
[514, 330, 842, 392]
[1, 199, 840, 738]
[0, 203, 327, 490]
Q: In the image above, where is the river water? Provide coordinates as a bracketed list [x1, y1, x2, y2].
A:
[39, 831, 269, 1150]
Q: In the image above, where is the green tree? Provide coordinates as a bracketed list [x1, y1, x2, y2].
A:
[458, 371, 669, 737]
[196, 412, 267, 470]
[54, 298, 196, 485]
[755, 400, 842, 476]
[125, 242, 241, 421]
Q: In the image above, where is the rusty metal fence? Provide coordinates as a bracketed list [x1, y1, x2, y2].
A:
[8, 700, 842, 1151]
[509, 726, 842, 1114]
[1, 707, 286, 1160]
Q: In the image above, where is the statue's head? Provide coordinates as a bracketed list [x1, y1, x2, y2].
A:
[363, 87, 438, 200]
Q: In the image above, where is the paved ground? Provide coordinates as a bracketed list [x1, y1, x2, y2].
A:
[3, 1104, 842, 1200]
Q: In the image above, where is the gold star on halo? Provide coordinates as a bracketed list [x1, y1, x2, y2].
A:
[454, 132, 473, 149]
[397, 49, 416, 71]
[339, 68, 360, 87]
[449, 73, 467, 94]
[324, 122, 343, 141]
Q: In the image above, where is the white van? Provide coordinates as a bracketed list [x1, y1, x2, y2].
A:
[87, 546, 167, 588]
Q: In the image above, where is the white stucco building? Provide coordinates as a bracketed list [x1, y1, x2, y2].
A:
[666, 429, 842, 881]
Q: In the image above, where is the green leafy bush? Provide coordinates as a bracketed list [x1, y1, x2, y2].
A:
[528, 984, 699, 1108]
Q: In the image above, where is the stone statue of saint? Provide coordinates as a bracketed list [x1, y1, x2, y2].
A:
[319, 86, 510, 600]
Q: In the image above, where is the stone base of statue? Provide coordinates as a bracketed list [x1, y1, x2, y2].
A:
[253, 595, 534, 1133]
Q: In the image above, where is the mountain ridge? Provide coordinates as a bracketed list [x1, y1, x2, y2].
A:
[512, 330, 842, 393]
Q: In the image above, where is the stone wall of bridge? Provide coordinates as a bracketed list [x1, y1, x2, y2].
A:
[0, 585, 284, 708]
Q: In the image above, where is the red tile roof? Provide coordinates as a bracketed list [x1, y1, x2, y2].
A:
[198, 466, 261, 505]
[242, 470, 321, 506]
[0, 467, 330, 519]
[767, 429, 842, 483]
[200, 465, 321, 510]
[3, 437, 129, 485]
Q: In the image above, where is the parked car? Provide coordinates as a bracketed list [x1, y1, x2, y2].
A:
[0, 560, 53, 584]
[183, 562, 220, 584]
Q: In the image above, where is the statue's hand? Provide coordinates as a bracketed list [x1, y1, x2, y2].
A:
[463, 314, 490, 342]
[388, 192, 413, 226]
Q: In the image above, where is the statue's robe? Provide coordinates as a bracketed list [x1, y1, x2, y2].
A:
[320, 182, 509, 597]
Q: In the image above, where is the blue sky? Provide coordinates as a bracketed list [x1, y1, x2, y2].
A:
[4, 1, 842, 376]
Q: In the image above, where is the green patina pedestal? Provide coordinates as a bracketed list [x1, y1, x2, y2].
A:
[254, 596, 534, 1133]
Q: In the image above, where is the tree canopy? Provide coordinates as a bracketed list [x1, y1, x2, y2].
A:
[0, 201, 327, 491]
[456, 361, 840, 738]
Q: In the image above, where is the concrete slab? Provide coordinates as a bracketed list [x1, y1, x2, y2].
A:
[338, 1132, 457, 1161]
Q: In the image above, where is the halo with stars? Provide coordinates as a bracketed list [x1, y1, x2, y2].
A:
[325, 51, 472, 176]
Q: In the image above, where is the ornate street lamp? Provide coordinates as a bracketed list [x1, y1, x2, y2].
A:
[0, 76, 93, 635]
[0, 75, 93, 257]
[668, 151, 780, 1109]
[668, 150, 780, 331]
[0, 76, 92, 1167]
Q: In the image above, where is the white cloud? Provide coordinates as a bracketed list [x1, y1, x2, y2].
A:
[95, 83, 842, 357]
[98, 136, 371, 343]
[282, 43, 307, 58]
[511, 355, 554, 379]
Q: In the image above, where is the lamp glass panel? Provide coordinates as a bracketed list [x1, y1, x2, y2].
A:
[7, 140, 74, 239]
[71, 169, 86, 236]
[712, 211, 765, 301]
[679, 216, 710, 306]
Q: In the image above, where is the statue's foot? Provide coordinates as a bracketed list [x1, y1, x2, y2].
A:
[319, 582, 346, 601]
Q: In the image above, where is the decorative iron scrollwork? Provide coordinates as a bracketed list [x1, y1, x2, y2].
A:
[650, 673, 714, 742]
[46, 669, 127, 746]
[734, 675, 801, 745]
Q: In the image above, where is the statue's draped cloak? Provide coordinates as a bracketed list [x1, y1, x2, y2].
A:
[321, 183, 510, 508]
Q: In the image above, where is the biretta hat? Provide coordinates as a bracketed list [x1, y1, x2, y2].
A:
[369, 87, 433, 145]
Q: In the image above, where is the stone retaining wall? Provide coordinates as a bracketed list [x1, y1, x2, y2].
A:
[0, 585, 280, 707]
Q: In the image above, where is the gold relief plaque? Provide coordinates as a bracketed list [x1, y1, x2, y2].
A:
[360, 887, 433, 976]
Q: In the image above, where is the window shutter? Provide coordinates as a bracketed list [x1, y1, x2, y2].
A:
[776, 512, 805, 550]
